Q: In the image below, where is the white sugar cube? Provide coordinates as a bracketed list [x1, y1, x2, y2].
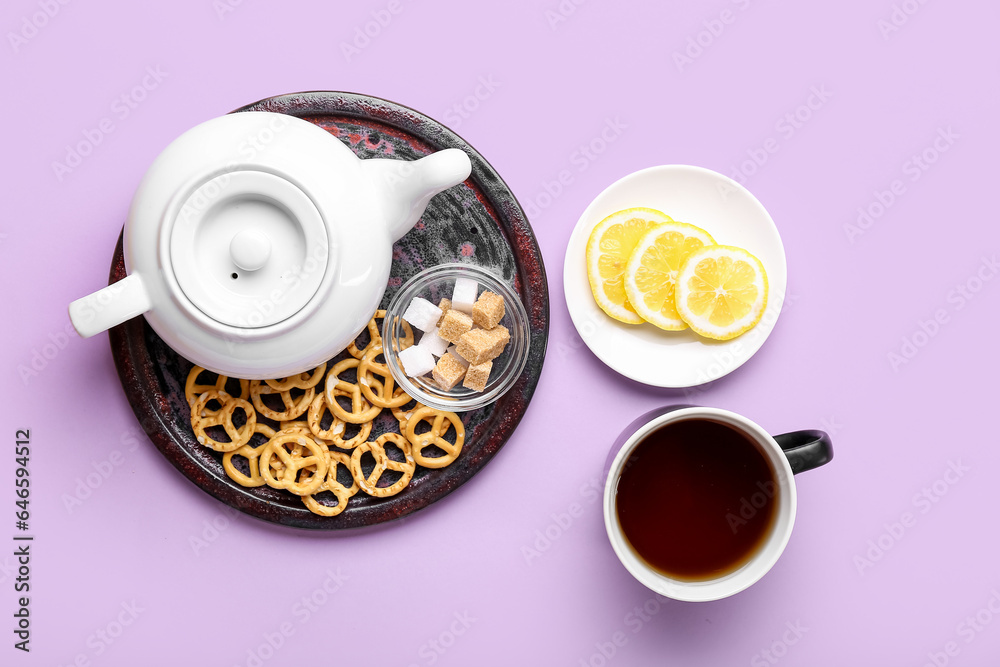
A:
[451, 278, 479, 313]
[398, 345, 436, 377]
[401, 297, 443, 332]
[418, 327, 450, 357]
[446, 345, 470, 368]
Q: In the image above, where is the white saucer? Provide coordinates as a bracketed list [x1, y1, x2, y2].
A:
[562, 165, 787, 388]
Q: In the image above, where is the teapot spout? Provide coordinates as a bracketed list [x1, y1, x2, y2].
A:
[363, 149, 472, 242]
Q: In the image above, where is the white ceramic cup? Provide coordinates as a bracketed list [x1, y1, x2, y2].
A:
[603, 406, 832, 602]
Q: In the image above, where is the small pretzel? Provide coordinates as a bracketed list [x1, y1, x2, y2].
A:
[264, 362, 328, 391]
[191, 391, 257, 453]
[273, 423, 317, 460]
[326, 384, 382, 425]
[259, 432, 328, 496]
[185, 366, 249, 410]
[359, 344, 410, 408]
[189, 387, 228, 423]
[307, 394, 371, 449]
[348, 310, 414, 359]
[391, 394, 426, 433]
[348, 309, 385, 360]
[326, 358, 360, 389]
[325, 359, 382, 424]
[405, 407, 465, 469]
[350, 433, 415, 498]
[261, 429, 308, 477]
[302, 451, 359, 517]
[222, 423, 276, 487]
[250, 381, 315, 421]
[384, 313, 415, 354]
[279, 420, 311, 434]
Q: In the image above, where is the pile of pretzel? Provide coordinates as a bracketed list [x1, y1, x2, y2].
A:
[184, 311, 465, 517]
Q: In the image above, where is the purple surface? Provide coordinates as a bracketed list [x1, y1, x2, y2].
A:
[2, 1, 998, 665]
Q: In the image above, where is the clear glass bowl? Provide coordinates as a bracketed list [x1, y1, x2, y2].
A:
[382, 263, 530, 412]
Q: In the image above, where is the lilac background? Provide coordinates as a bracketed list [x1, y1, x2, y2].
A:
[3, 0, 999, 665]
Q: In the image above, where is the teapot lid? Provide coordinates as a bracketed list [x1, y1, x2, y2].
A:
[168, 168, 330, 329]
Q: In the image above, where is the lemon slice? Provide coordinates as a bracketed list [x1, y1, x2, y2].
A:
[623, 222, 715, 330]
[675, 245, 768, 340]
[586, 208, 673, 324]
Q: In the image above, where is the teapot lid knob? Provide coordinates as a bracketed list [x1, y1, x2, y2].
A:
[230, 229, 272, 272]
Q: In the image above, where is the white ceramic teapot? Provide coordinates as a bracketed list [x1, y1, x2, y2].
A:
[68, 112, 472, 379]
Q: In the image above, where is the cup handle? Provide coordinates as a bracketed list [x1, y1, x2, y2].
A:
[773, 430, 833, 474]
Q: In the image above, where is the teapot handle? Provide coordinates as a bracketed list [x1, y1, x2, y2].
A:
[69, 273, 152, 338]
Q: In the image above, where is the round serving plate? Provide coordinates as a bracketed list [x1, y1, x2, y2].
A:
[108, 91, 548, 529]
[563, 165, 787, 388]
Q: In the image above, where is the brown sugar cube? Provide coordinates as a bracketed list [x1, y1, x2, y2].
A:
[446, 345, 470, 367]
[437, 309, 473, 344]
[437, 298, 452, 325]
[454, 328, 493, 365]
[462, 360, 492, 392]
[472, 291, 505, 329]
[482, 324, 510, 360]
[455, 325, 509, 365]
[432, 353, 467, 390]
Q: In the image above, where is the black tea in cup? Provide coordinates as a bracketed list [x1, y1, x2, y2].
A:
[615, 418, 779, 582]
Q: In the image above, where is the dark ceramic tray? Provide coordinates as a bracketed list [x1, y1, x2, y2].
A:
[108, 91, 548, 530]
